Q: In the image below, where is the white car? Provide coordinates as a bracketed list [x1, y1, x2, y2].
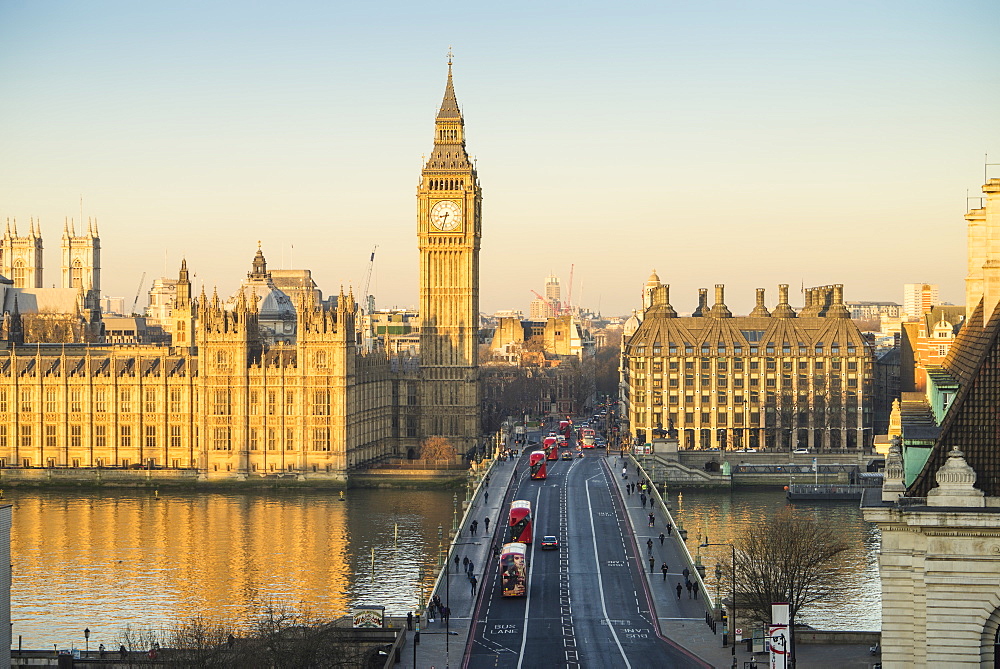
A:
[793, 448, 810, 454]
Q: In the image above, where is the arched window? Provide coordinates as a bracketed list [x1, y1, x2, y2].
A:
[71, 259, 83, 288]
[12, 260, 24, 287]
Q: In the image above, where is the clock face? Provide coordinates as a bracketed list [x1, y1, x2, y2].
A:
[430, 200, 462, 231]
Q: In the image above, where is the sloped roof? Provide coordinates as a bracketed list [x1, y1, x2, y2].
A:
[908, 297, 1000, 497]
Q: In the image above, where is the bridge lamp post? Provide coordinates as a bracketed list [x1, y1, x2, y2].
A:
[701, 539, 737, 669]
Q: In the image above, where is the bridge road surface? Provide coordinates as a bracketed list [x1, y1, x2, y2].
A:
[465, 450, 708, 669]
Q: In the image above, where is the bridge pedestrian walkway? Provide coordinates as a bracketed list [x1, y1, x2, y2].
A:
[398, 448, 523, 669]
[612, 453, 879, 669]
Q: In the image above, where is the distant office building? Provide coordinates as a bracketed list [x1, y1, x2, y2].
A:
[844, 301, 900, 321]
[623, 282, 874, 451]
[544, 275, 560, 304]
[102, 296, 127, 316]
[146, 277, 178, 323]
[490, 314, 594, 359]
[529, 297, 556, 319]
[902, 283, 938, 321]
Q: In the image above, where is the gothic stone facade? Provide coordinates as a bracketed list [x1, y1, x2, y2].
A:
[0, 286, 395, 481]
[0, 64, 480, 482]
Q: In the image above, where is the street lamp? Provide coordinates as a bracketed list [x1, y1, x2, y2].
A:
[714, 563, 723, 610]
[701, 539, 737, 669]
[84, 628, 90, 656]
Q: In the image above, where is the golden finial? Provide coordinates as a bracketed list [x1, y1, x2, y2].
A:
[447, 46, 453, 65]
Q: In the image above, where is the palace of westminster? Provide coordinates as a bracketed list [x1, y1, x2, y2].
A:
[0, 62, 481, 482]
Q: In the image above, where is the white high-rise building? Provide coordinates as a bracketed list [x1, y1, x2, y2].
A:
[902, 283, 939, 321]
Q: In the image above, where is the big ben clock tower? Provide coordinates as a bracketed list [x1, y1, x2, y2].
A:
[417, 57, 481, 450]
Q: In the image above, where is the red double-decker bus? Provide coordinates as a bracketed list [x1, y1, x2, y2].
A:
[529, 451, 547, 479]
[580, 427, 596, 449]
[559, 419, 572, 440]
[500, 542, 528, 597]
[543, 436, 559, 461]
[508, 500, 532, 544]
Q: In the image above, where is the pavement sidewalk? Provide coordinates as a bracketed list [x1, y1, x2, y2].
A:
[617, 453, 880, 669]
[398, 445, 523, 669]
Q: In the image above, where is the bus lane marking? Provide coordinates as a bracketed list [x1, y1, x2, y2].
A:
[586, 474, 632, 669]
[515, 486, 542, 669]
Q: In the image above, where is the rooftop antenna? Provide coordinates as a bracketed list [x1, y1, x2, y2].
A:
[986, 153, 1000, 183]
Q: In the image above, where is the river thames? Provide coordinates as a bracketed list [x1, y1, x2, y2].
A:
[9, 484, 879, 650]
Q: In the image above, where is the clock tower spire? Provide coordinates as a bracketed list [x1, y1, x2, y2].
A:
[417, 56, 482, 451]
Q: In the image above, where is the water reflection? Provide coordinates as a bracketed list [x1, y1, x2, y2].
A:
[10, 486, 880, 650]
[10, 488, 455, 649]
[675, 488, 881, 631]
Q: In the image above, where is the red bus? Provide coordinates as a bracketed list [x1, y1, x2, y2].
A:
[580, 427, 596, 448]
[529, 451, 547, 479]
[500, 542, 528, 597]
[543, 436, 559, 461]
[559, 419, 572, 440]
[508, 500, 532, 544]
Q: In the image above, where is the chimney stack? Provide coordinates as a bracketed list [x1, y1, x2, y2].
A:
[749, 287, 771, 317]
[692, 288, 709, 317]
[827, 284, 850, 318]
[772, 283, 796, 318]
[710, 284, 732, 318]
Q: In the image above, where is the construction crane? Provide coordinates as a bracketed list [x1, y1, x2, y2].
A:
[565, 263, 575, 315]
[131, 272, 146, 316]
[361, 246, 377, 314]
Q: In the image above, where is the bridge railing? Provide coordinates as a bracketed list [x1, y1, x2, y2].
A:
[629, 454, 715, 621]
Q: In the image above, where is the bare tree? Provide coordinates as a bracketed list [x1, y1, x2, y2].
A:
[419, 436, 457, 461]
[115, 604, 380, 668]
[729, 506, 854, 626]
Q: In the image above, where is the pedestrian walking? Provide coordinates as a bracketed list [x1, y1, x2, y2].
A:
[641, 495, 647, 508]
[661, 563, 668, 581]
[119, 645, 127, 661]
[99, 644, 105, 659]
[649, 555, 655, 572]
[463, 556, 469, 570]
[484, 517, 490, 533]
[407, 612, 413, 630]
[676, 582, 682, 599]
[485, 475, 490, 487]
[485, 490, 489, 504]
[686, 580, 693, 598]
[454, 555, 460, 570]
[646, 538, 653, 554]
[468, 560, 475, 575]
[470, 575, 478, 595]
[659, 532, 665, 545]
[442, 606, 451, 625]
[648, 512, 655, 527]
[622, 466, 627, 479]
[666, 522, 673, 536]
[471, 520, 478, 535]
[683, 566, 690, 581]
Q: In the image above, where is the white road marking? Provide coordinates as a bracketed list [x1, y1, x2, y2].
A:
[586, 474, 632, 669]
[515, 486, 542, 669]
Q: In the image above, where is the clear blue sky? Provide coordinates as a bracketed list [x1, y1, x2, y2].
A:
[1, 1, 998, 316]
